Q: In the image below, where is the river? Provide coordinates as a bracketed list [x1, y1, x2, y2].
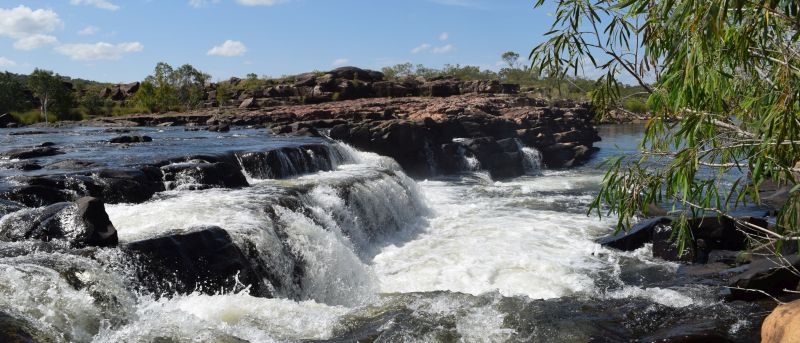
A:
[0, 124, 763, 342]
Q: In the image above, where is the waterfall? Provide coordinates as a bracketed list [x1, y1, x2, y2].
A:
[105, 143, 429, 307]
[516, 139, 543, 175]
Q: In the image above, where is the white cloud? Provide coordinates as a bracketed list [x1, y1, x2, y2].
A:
[207, 40, 247, 57]
[332, 58, 349, 66]
[236, 0, 288, 6]
[439, 32, 449, 41]
[78, 25, 99, 35]
[189, 0, 221, 8]
[0, 6, 63, 50]
[13, 34, 58, 50]
[432, 44, 455, 54]
[55, 41, 143, 60]
[411, 43, 431, 54]
[69, 0, 120, 11]
[0, 57, 16, 67]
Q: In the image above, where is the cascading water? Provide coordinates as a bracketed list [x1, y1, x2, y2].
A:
[0, 126, 765, 342]
[516, 139, 543, 175]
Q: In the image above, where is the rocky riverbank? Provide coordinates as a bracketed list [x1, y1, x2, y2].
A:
[83, 93, 599, 179]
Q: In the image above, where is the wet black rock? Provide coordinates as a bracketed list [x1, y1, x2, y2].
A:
[652, 217, 766, 263]
[237, 145, 337, 179]
[0, 311, 53, 343]
[727, 255, 800, 301]
[598, 217, 672, 251]
[108, 135, 153, 144]
[4, 161, 43, 171]
[44, 159, 102, 170]
[161, 161, 248, 190]
[93, 167, 165, 204]
[124, 226, 272, 298]
[208, 123, 231, 132]
[1, 185, 71, 208]
[74, 197, 118, 247]
[461, 137, 525, 179]
[0, 197, 117, 247]
[2, 146, 63, 160]
[8, 131, 53, 136]
[600, 216, 767, 264]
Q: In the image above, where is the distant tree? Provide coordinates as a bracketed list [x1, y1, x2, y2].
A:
[382, 63, 415, 79]
[80, 92, 105, 117]
[215, 81, 233, 106]
[501, 51, 520, 69]
[173, 64, 210, 109]
[0, 72, 29, 114]
[241, 73, 264, 91]
[27, 69, 74, 123]
[134, 80, 159, 113]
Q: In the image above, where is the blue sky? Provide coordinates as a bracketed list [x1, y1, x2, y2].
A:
[0, 0, 556, 83]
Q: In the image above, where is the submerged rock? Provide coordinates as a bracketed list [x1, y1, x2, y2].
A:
[124, 226, 272, 298]
[2, 146, 63, 160]
[161, 161, 248, 190]
[108, 135, 152, 144]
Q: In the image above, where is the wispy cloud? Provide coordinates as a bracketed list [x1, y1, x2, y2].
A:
[439, 32, 449, 41]
[432, 44, 455, 54]
[0, 57, 16, 67]
[332, 58, 349, 66]
[56, 41, 143, 60]
[207, 40, 248, 57]
[411, 43, 431, 54]
[78, 25, 99, 35]
[189, 0, 221, 8]
[14, 34, 58, 50]
[69, 0, 120, 11]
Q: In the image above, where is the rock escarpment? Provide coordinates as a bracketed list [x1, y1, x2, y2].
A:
[95, 93, 601, 179]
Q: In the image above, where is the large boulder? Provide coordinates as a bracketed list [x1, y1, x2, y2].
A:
[762, 300, 800, 343]
[124, 226, 272, 298]
[329, 67, 384, 82]
[0, 197, 118, 247]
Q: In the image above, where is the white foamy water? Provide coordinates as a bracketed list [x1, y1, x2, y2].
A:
[373, 172, 619, 299]
[93, 293, 349, 343]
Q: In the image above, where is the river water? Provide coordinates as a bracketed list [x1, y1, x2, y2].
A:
[0, 124, 763, 342]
